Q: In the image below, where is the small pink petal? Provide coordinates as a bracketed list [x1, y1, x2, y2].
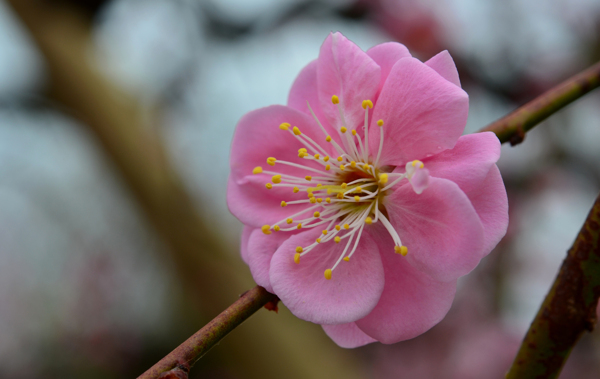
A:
[317, 32, 381, 131]
[270, 228, 384, 324]
[322, 322, 377, 348]
[240, 225, 254, 264]
[355, 226, 457, 344]
[366, 42, 411, 96]
[405, 162, 430, 194]
[425, 50, 461, 87]
[384, 177, 485, 282]
[247, 228, 298, 293]
[368, 57, 468, 166]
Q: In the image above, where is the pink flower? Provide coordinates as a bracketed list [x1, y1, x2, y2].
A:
[228, 32, 508, 347]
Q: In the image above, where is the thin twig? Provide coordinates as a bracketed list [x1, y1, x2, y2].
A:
[139, 286, 278, 379]
[506, 193, 600, 379]
[480, 61, 600, 145]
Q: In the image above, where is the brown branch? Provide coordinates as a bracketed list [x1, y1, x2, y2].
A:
[139, 286, 278, 379]
[506, 193, 600, 378]
[480, 61, 600, 145]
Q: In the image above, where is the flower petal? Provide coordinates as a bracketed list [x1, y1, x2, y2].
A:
[317, 32, 381, 130]
[355, 226, 457, 343]
[240, 225, 254, 264]
[368, 57, 469, 166]
[425, 50, 461, 87]
[270, 228, 384, 324]
[366, 41, 411, 94]
[322, 322, 377, 348]
[228, 105, 328, 227]
[247, 228, 297, 293]
[384, 177, 485, 282]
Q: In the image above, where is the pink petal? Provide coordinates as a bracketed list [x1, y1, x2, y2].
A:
[368, 57, 469, 166]
[366, 42, 411, 95]
[317, 32, 381, 131]
[462, 165, 509, 255]
[355, 226, 457, 343]
[247, 228, 298, 293]
[322, 322, 377, 348]
[384, 177, 485, 282]
[269, 228, 385, 324]
[240, 225, 254, 264]
[228, 105, 329, 227]
[425, 50, 461, 87]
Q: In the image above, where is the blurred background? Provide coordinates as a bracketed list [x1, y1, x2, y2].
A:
[0, 0, 599, 378]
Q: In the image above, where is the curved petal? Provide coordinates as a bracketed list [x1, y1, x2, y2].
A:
[247, 228, 297, 293]
[240, 225, 255, 264]
[322, 322, 377, 348]
[317, 32, 381, 131]
[383, 177, 485, 282]
[422, 132, 501, 194]
[462, 165, 509, 255]
[425, 50, 461, 87]
[228, 105, 330, 227]
[355, 226, 457, 343]
[270, 228, 384, 324]
[366, 41, 411, 95]
[368, 57, 469, 166]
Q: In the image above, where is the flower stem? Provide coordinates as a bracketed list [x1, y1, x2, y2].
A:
[138, 286, 279, 379]
[480, 61, 600, 145]
[506, 193, 600, 379]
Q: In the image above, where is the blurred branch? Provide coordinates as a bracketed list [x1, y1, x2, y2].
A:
[480, 61, 600, 145]
[5, 1, 363, 378]
[506, 193, 600, 379]
[139, 286, 278, 379]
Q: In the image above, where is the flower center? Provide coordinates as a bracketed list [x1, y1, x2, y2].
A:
[253, 95, 421, 280]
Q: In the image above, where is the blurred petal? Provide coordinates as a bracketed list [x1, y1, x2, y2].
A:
[240, 225, 255, 264]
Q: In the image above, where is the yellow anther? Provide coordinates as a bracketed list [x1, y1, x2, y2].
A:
[280, 201, 287, 207]
[354, 196, 360, 202]
[267, 157, 277, 166]
[317, 198, 323, 203]
[331, 95, 339, 104]
[377, 119, 384, 127]
[298, 152, 307, 158]
[293, 187, 299, 193]
[310, 197, 317, 204]
[337, 193, 344, 199]
[322, 230, 328, 235]
[286, 218, 293, 224]
[365, 217, 373, 225]
[324, 156, 330, 162]
[325, 198, 331, 203]
[326, 136, 332, 142]
[298, 148, 307, 154]
[334, 236, 341, 243]
[297, 223, 302, 229]
[362, 99, 374, 109]
[335, 225, 341, 231]
[337, 156, 343, 162]
[412, 160, 424, 169]
[316, 184, 322, 187]
[293, 126, 302, 135]
[340, 165, 345, 170]
[344, 224, 350, 229]
[314, 211, 321, 218]
[325, 165, 331, 171]
[316, 238, 322, 243]
[253, 166, 263, 174]
[265, 183, 272, 189]
[272, 175, 282, 184]
[341, 183, 347, 189]
[356, 186, 362, 192]
[324, 269, 332, 280]
[340, 126, 347, 133]
[294, 253, 301, 264]
[343, 257, 350, 262]
[352, 130, 357, 136]
[305, 176, 312, 181]
[363, 164, 370, 170]
[296, 246, 303, 253]
[307, 191, 313, 198]
[274, 225, 280, 232]
[394, 246, 408, 256]
[379, 173, 389, 184]
[261, 225, 272, 235]
[327, 188, 333, 195]
[279, 122, 290, 130]
[350, 161, 356, 168]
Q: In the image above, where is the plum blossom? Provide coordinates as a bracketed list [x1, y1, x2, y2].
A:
[228, 32, 508, 347]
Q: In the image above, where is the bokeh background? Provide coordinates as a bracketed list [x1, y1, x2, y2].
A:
[1, 0, 600, 378]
